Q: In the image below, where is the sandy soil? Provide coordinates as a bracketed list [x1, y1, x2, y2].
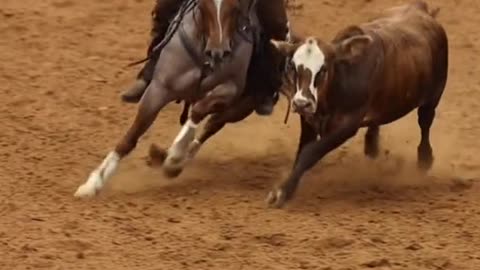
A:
[1, 0, 480, 269]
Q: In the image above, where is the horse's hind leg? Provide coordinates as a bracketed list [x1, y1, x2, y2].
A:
[364, 125, 380, 159]
[416, 103, 436, 171]
[74, 80, 172, 197]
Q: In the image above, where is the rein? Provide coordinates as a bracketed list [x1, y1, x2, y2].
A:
[280, 58, 295, 124]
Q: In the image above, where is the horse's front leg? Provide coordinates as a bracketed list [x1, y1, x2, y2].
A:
[187, 95, 255, 159]
[74, 80, 174, 197]
[161, 82, 238, 178]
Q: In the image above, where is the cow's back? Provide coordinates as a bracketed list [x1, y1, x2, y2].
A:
[358, 2, 448, 124]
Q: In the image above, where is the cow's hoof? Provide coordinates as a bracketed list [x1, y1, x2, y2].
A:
[265, 188, 287, 208]
[417, 146, 434, 172]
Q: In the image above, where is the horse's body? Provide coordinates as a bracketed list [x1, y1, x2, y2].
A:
[74, 0, 263, 197]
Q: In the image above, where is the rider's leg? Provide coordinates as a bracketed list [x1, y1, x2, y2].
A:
[122, 0, 183, 103]
[252, 0, 289, 116]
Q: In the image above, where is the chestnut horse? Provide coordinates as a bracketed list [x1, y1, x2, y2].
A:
[74, 0, 262, 197]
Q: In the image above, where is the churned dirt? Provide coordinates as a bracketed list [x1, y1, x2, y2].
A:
[1, 0, 480, 269]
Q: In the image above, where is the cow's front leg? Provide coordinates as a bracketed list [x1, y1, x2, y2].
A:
[266, 113, 363, 208]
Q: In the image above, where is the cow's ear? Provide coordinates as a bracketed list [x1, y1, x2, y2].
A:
[334, 34, 373, 61]
[270, 39, 299, 57]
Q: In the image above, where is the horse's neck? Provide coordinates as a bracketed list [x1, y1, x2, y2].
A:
[180, 8, 203, 48]
[179, 5, 255, 56]
[174, 6, 207, 66]
[241, 0, 258, 14]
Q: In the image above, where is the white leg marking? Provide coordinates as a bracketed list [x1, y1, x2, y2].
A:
[168, 119, 199, 161]
[74, 151, 120, 198]
[173, 120, 198, 144]
[164, 120, 201, 174]
[187, 139, 202, 159]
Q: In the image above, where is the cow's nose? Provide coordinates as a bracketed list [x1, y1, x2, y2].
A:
[293, 99, 314, 112]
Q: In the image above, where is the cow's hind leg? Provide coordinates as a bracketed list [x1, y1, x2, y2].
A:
[74, 81, 172, 197]
[417, 104, 435, 171]
[364, 125, 380, 159]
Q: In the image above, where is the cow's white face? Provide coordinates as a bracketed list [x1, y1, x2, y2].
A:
[290, 38, 327, 114]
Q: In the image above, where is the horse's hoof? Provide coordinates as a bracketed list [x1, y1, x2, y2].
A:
[163, 155, 185, 179]
[163, 165, 183, 179]
[265, 188, 287, 208]
[74, 183, 97, 198]
[148, 144, 167, 167]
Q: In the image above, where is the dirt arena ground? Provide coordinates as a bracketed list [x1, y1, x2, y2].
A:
[1, 0, 480, 269]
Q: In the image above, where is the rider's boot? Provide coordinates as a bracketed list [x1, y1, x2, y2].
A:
[253, 0, 289, 116]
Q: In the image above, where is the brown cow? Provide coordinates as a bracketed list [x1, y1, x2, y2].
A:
[266, 1, 448, 208]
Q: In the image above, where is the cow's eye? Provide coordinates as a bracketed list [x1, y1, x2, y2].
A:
[315, 66, 327, 84]
[319, 66, 326, 75]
